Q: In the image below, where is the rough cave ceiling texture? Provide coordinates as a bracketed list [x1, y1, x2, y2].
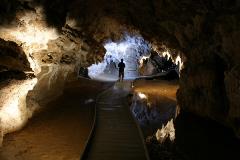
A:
[0, 0, 240, 138]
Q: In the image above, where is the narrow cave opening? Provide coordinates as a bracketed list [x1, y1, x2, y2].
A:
[88, 34, 151, 81]
[87, 33, 181, 81]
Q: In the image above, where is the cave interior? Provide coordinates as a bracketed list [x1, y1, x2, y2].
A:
[0, 0, 240, 160]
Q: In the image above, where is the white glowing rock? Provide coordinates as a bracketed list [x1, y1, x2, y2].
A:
[162, 51, 171, 60]
[0, 78, 38, 136]
[0, 8, 59, 74]
[151, 45, 184, 72]
[10, 23, 58, 74]
[139, 55, 150, 68]
[155, 119, 175, 143]
[175, 55, 184, 71]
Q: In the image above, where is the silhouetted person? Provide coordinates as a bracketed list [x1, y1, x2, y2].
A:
[109, 59, 117, 74]
[118, 59, 125, 81]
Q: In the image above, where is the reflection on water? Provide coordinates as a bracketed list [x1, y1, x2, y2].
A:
[155, 119, 175, 143]
[131, 92, 176, 137]
[130, 81, 181, 159]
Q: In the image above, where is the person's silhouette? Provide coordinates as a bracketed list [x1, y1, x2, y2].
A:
[109, 59, 116, 74]
[118, 59, 125, 81]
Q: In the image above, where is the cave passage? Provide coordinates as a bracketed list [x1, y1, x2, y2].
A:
[88, 34, 151, 81]
[1, 0, 240, 160]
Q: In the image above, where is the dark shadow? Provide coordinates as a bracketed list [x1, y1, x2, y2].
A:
[0, 0, 20, 25]
[175, 111, 240, 160]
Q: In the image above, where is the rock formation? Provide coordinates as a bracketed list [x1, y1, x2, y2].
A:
[0, 0, 240, 153]
[0, 0, 105, 140]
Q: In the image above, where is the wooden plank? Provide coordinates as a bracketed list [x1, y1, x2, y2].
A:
[85, 82, 148, 160]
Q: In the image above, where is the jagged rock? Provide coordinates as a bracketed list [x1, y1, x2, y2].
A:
[0, 0, 240, 150]
[60, 54, 76, 64]
[0, 38, 31, 72]
[33, 0, 240, 138]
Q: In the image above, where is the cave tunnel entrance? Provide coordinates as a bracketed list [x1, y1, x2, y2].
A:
[88, 34, 151, 81]
[87, 33, 182, 81]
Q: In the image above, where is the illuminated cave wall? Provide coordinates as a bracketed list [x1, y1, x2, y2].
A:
[47, 0, 239, 138]
[0, 1, 104, 142]
[88, 35, 184, 81]
[88, 34, 151, 80]
[0, 0, 240, 143]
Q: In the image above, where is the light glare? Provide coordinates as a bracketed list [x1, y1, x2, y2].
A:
[138, 92, 147, 99]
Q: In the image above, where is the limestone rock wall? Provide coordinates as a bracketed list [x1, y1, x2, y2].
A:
[70, 0, 240, 137]
[0, 1, 105, 141]
[64, 0, 240, 136]
[0, 0, 240, 139]
[0, 38, 31, 75]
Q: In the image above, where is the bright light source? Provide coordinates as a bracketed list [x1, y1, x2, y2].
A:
[138, 92, 147, 99]
[118, 42, 128, 53]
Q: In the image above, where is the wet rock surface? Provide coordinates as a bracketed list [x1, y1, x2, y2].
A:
[0, 0, 240, 159]
[132, 80, 180, 160]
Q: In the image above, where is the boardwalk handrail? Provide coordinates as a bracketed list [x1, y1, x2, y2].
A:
[80, 84, 113, 160]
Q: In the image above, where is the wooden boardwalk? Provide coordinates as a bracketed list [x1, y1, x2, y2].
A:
[84, 82, 149, 160]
